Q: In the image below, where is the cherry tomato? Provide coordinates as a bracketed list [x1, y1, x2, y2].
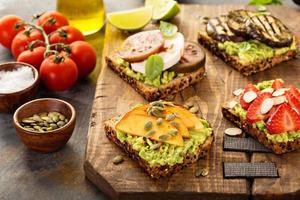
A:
[11, 29, 44, 58]
[69, 41, 97, 78]
[40, 55, 78, 91]
[0, 15, 24, 48]
[37, 11, 69, 34]
[17, 46, 45, 70]
[49, 26, 84, 44]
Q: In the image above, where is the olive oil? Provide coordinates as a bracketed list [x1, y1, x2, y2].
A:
[56, 0, 105, 35]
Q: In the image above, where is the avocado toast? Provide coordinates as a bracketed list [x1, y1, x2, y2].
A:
[198, 9, 298, 76]
[222, 79, 300, 154]
[104, 101, 213, 178]
[106, 26, 206, 101]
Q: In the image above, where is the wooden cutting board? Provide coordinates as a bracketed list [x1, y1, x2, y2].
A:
[84, 4, 300, 200]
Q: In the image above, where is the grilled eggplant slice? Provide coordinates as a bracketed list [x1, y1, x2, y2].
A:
[206, 15, 245, 42]
[227, 9, 293, 47]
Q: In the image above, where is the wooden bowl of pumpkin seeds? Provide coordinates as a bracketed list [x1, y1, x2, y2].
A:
[13, 98, 76, 153]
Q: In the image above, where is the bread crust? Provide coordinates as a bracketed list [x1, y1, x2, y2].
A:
[198, 31, 297, 76]
[222, 102, 300, 154]
[105, 56, 206, 101]
[104, 118, 214, 179]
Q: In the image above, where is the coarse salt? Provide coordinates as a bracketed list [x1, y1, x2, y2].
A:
[0, 66, 35, 93]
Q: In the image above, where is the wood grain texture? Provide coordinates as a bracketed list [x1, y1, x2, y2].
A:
[84, 4, 252, 200]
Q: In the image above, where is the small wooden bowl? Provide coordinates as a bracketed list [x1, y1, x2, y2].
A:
[13, 98, 76, 153]
[0, 62, 39, 113]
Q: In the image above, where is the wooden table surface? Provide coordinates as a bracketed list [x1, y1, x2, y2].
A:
[0, 1, 298, 200]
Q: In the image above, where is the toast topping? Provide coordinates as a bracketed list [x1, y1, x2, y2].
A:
[266, 103, 300, 134]
[232, 80, 300, 135]
[227, 9, 293, 47]
[118, 30, 164, 62]
[260, 98, 274, 114]
[243, 91, 258, 103]
[115, 101, 208, 146]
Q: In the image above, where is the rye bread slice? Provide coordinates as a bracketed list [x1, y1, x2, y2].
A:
[222, 101, 300, 154]
[104, 117, 214, 179]
[105, 56, 206, 101]
[198, 30, 298, 76]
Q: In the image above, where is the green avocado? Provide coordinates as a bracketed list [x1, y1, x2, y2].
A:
[217, 39, 296, 65]
[113, 56, 183, 87]
[116, 119, 213, 167]
[231, 80, 300, 143]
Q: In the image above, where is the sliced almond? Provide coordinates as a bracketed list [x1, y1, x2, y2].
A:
[272, 88, 289, 97]
[233, 88, 244, 96]
[243, 91, 257, 103]
[224, 127, 242, 136]
[228, 100, 238, 109]
[261, 88, 274, 94]
[260, 98, 274, 114]
[272, 96, 287, 105]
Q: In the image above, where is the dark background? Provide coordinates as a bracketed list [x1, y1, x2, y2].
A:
[0, 0, 298, 200]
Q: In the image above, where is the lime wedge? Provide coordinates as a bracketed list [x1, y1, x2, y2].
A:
[107, 6, 152, 31]
[145, 0, 180, 20]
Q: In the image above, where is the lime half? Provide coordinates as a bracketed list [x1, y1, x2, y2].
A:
[145, 0, 180, 20]
[107, 6, 152, 31]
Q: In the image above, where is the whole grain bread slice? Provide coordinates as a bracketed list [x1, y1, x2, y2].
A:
[222, 101, 300, 154]
[104, 117, 214, 179]
[198, 30, 298, 76]
[105, 56, 206, 101]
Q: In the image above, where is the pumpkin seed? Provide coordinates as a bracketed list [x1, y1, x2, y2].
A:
[165, 113, 175, 121]
[146, 138, 153, 146]
[50, 123, 58, 129]
[57, 121, 65, 127]
[59, 115, 65, 121]
[144, 121, 153, 131]
[189, 106, 199, 113]
[52, 115, 59, 122]
[156, 118, 163, 126]
[150, 143, 161, 150]
[195, 168, 204, 177]
[20, 112, 69, 133]
[201, 169, 209, 176]
[159, 134, 169, 141]
[150, 101, 164, 108]
[146, 130, 156, 137]
[112, 155, 124, 165]
[148, 109, 163, 118]
[184, 101, 194, 108]
[152, 106, 164, 111]
[22, 119, 35, 124]
[41, 116, 50, 121]
[33, 125, 41, 130]
[168, 129, 178, 136]
[170, 121, 179, 129]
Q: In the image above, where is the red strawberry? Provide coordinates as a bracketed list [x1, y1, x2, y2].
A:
[240, 84, 259, 110]
[246, 93, 272, 124]
[286, 90, 300, 114]
[272, 79, 284, 89]
[266, 103, 300, 134]
[289, 85, 300, 102]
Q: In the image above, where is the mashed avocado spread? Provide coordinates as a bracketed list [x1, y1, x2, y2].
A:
[232, 80, 300, 143]
[113, 56, 183, 87]
[217, 39, 297, 65]
[116, 119, 212, 167]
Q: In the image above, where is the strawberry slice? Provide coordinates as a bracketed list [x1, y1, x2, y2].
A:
[240, 84, 259, 110]
[286, 90, 300, 114]
[272, 79, 284, 89]
[266, 103, 300, 134]
[246, 93, 272, 124]
[289, 85, 300, 102]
